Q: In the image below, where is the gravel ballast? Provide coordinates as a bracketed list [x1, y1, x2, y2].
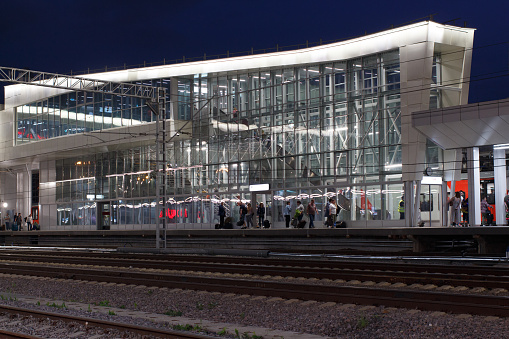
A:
[0, 274, 507, 338]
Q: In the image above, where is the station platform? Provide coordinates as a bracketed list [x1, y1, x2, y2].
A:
[1, 226, 509, 255]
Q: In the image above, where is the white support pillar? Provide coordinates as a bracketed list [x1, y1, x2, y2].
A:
[493, 147, 506, 225]
[448, 181, 456, 226]
[467, 147, 481, 225]
[413, 181, 421, 227]
[441, 182, 448, 226]
[443, 149, 462, 226]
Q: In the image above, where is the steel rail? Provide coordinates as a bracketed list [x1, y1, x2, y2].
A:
[1, 253, 509, 290]
[3, 250, 509, 276]
[0, 304, 215, 339]
[0, 262, 508, 317]
[0, 329, 41, 339]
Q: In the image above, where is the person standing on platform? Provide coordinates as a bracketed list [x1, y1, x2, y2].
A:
[461, 197, 469, 226]
[295, 201, 304, 222]
[480, 196, 491, 226]
[27, 214, 33, 231]
[398, 195, 405, 220]
[283, 201, 292, 228]
[257, 202, 265, 227]
[307, 199, 317, 228]
[218, 202, 225, 228]
[16, 213, 22, 231]
[324, 198, 331, 226]
[238, 201, 247, 228]
[328, 199, 337, 227]
[451, 191, 462, 226]
[4, 214, 10, 231]
[504, 191, 509, 225]
[246, 203, 254, 228]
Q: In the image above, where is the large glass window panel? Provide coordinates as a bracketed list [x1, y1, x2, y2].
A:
[308, 66, 320, 107]
[335, 151, 348, 177]
[349, 59, 362, 97]
[260, 72, 271, 113]
[382, 183, 404, 220]
[282, 68, 294, 111]
[363, 55, 378, 95]
[334, 62, 347, 102]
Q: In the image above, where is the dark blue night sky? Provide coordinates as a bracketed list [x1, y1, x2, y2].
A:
[1, 0, 508, 104]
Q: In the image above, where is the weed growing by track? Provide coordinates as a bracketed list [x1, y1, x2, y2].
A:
[0, 295, 17, 302]
[172, 323, 203, 331]
[164, 309, 183, 316]
[96, 300, 110, 307]
[46, 302, 67, 309]
[357, 314, 369, 329]
[234, 328, 262, 339]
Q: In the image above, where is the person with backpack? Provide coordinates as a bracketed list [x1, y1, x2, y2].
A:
[257, 202, 265, 228]
[306, 199, 317, 228]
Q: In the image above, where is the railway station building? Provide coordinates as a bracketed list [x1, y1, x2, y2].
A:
[0, 21, 486, 230]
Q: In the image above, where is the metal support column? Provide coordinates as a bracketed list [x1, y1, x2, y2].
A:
[493, 147, 506, 225]
[155, 88, 167, 249]
[467, 147, 481, 226]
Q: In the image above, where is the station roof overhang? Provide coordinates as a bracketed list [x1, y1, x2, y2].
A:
[412, 98, 509, 150]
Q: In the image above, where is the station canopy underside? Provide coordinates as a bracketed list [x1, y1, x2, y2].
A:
[412, 98, 509, 149]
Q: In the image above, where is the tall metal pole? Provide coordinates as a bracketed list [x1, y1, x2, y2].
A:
[155, 99, 160, 248]
[155, 87, 167, 249]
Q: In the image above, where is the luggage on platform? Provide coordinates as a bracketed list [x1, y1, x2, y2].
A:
[296, 220, 306, 228]
[335, 221, 346, 228]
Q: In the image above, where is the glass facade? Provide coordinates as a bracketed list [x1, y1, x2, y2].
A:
[32, 48, 422, 228]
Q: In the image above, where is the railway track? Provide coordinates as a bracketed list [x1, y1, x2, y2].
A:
[0, 304, 216, 339]
[0, 253, 507, 318]
[1, 251, 509, 290]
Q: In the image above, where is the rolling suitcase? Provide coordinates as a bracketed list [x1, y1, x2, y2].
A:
[263, 220, 271, 228]
[297, 220, 306, 228]
[335, 221, 346, 228]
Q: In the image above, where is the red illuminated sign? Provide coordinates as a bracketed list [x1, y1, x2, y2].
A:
[159, 208, 188, 219]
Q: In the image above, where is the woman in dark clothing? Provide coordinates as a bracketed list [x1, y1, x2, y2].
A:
[218, 202, 225, 228]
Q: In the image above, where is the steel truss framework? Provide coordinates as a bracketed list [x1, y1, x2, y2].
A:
[0, 67, 156, 99]
[0, 66, 170, 248]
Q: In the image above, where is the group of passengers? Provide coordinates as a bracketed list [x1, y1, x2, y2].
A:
[4, 213, 35, 231]
[282, 198, 340, 229]
[217, 200, 268, 229]
[447, 190, 502, 227]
